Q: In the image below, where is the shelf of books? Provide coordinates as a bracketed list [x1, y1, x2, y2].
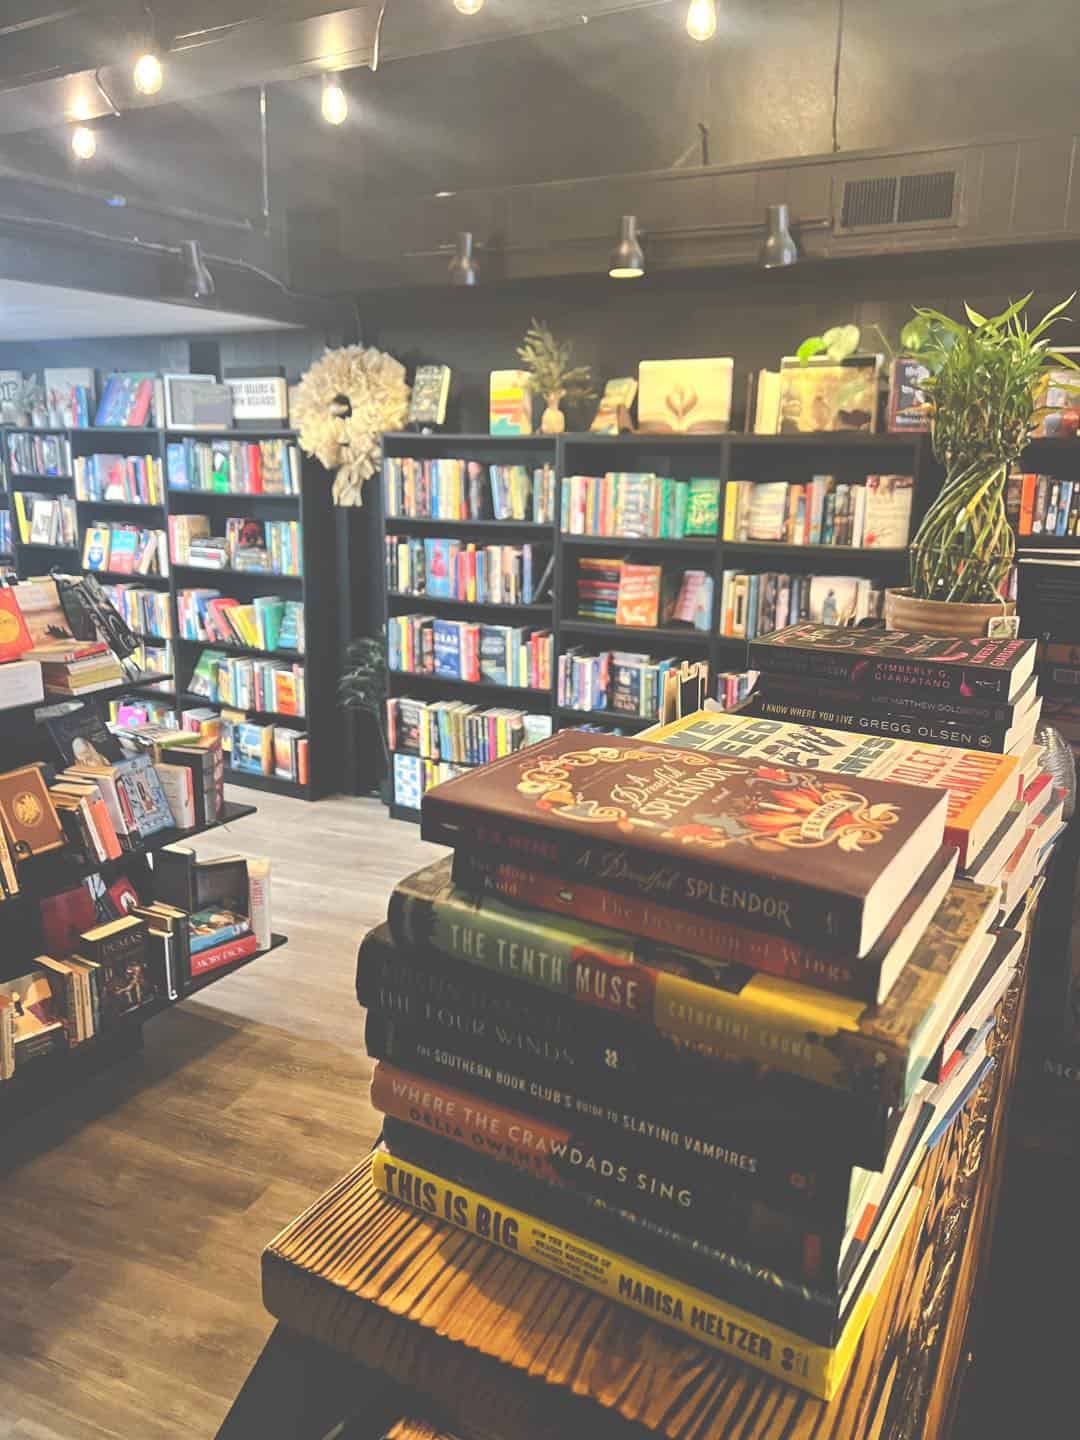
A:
[0, 673, 286, 1114]
[380, 429, 940, 820]
[2, 418, 336, 801]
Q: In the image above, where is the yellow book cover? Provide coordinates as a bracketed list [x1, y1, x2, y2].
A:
[372, 1149, 918, 1400]
[230, 605, 259, 647]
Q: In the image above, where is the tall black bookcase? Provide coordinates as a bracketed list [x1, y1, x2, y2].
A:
[2, 423, 337, 801]
[379, 428, 941, 820]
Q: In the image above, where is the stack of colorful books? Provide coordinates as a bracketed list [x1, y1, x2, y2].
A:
[359, 698, 1052, 1399]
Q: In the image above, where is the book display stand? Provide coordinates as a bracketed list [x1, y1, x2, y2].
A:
[0, 686, 286, 1123]
[1, 423, 336, 800]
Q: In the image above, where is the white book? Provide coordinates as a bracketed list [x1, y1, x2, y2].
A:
[154, 763, 196, 829]
[0, 660, 43, 711]
[246, 856, 272, 950]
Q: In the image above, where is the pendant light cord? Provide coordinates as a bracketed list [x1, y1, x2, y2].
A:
[371, 0, 389, 72]
[831, 0, 845, 153]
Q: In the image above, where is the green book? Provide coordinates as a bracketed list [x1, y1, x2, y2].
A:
[686, 477, 721, 536]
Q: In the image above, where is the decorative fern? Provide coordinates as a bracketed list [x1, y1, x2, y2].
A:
[516, 319, 596, 405]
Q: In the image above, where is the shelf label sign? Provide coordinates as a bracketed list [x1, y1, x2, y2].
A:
[225, 376, 289, 423]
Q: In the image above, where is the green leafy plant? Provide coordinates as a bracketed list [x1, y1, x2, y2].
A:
[908, 294, 1076, 602]
[516, 319, 596, 407]
[339, 635, 390, 776]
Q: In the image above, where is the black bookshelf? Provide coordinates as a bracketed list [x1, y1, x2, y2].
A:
[2, 423, 336, 801]
[377, 428, 942, 821]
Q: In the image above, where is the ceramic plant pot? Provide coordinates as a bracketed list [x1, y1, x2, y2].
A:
[884, 587, 1015, 640]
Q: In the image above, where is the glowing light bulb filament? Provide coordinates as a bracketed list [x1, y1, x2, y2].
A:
[322, 76, 348, 125]
[71, 126, 96, 160]
[133, 52, 164, 96]
[686, 0, 718, 42]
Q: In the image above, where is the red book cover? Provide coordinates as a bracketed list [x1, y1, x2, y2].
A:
[40, 885, 98, 957]
[0, 588, 34, 662]
[189, 931, 259, 978]
[421, 730, 948, 957]
[129, 379, 154, 426]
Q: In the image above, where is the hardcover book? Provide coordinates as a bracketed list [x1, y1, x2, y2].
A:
[747, 623, 1036, 702]
[75, 915, 150, 1022]
[862, 476, 914, 548]
[646, 710, 1018, 867]
[489, 371, 532, 436]
[384, 853, 984, 1106]
[408, 365, 452, 426]
[420, 730, 948, 957]
[777, 356, 880, 434]
[886, 359, 931, 432]
[0, 764, 66, 859]
[371, 1137, 918, 1400]
[637, 358, 734, 435]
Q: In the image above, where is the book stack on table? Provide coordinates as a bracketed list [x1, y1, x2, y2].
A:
[358, 664, 1062, 1399]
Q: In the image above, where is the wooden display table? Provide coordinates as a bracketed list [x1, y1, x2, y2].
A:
[261, 930, 1030, 1440]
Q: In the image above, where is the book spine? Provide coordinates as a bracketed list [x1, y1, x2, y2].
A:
[421, 806, 864, 954]
[752, 692, 1014, 753]
[371, 1146, 842, 1398]
[371, 1064, 840, 1283]
[384, 889, 898, 1100]
[450, 852, 872, 996]
[365, 1009, 887, 1175]
[746, 644, 1014, 700]
[189, 932, 258, 978]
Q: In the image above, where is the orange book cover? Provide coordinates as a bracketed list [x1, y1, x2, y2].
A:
[0, 588, 33, 663]
[1018, 473, 1038, 536]
[615, 563, 662, 627]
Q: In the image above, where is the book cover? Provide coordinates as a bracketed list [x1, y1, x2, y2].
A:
[0, 971, 67, 1061]
[188, 930, 259, 979]
[408, 365, 452, 426]
[747, 483, 788, 542]
[647, 710, 1018, 868]
[420, 730, 947, 957]
[371, 1143, 915, 1400]
[886, 358, 931, 432]
[747, 623, 1036, 702]
[637, 359, 734, 435]
[76, 915, 150, 1021]
[489, 371, 533, 435]
[0, 765, 66, 859]
[777, 356, 880, 434]
[615, 564, 662, 627]
[0, 588, 33, 664]
[38, 699, 125, 766]
[685, 477, 720, 536]
[863, 476, 914, 548]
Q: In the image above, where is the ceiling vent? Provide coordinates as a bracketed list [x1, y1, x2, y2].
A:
[839, 168, 960, 232]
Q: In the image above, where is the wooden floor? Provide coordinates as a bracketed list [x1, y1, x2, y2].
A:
[0, 789, 443, 1440]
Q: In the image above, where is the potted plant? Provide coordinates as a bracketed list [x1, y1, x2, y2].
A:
[339, 636, 392, 801]
[886, 294, 1076, 638]
[516, 319, 596, 434]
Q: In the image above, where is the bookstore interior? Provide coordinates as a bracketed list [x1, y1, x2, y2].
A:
[2, 5, 1080, 1439]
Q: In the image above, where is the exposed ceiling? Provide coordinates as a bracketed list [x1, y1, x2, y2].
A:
[0, 276, 299, 339]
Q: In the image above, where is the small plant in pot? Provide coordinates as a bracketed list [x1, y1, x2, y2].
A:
[339, 636, 391, 801]
[517, 319, 596, 435]
[887, 294, 1077, 638]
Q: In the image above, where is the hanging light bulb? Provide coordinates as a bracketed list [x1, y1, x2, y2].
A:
[133, 52, 164, 95]
[686, 0, 718, 41]
[321, 74, 348, 125]
[609, 216, 645, 280]
[448, 233, 479, 286]
[71, 126, 97, 161]
[453, 0, 485, 14]
[759, 204, 799, 268]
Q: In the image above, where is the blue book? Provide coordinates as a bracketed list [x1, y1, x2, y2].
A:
[479, 626, 510, 686]
[1057, 480, 1073, 536]
[166, 443, 189, 489]
[433, 619, 463, 678]
[188, 908, 251, 954]
[425, 538, 454, 598]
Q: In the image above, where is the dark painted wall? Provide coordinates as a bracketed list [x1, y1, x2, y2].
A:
[363, 242, 1080, 435]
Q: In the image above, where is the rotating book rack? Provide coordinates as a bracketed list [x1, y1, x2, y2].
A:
[1, 423, 337, 801]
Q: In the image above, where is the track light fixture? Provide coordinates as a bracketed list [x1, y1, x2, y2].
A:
[321, 74, 348, 125]
[453, 0, 485, 13]
[70, 126, 97, 161]
[448, 232, 479, 286]
[179, 240, 216, 300]
[609, 215, 645, 279]
[686, 0, 718, 41]
[759, 204, 799, 268]
[133, 52, 163, 96]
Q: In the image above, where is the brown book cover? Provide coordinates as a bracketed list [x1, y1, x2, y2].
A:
[75, 915, 151, 1022]
[0, 764, 66, 859]
[421, 731, 948, 956]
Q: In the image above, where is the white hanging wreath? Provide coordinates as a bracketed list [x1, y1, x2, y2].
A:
[293, 345, 410, 506]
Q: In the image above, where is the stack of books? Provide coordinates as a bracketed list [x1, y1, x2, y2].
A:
[73, 453, 163, 504]
[561, 474, 720, 538]
[386, 537, 554, 606]
[723, 475, 914, 547]
[747, 625, 1042, 757]
[383, 458, 555, 523]
[387, 615, 553, 690]
[223, 718, 308, 784]
[28, 639, 125, 696]
[361, 723, 1031, 1398]
[716, 669, 758, 710]
[719, 571, 882, 637]
[166, 438, 301, 494]
[388, 697, 552, 767]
